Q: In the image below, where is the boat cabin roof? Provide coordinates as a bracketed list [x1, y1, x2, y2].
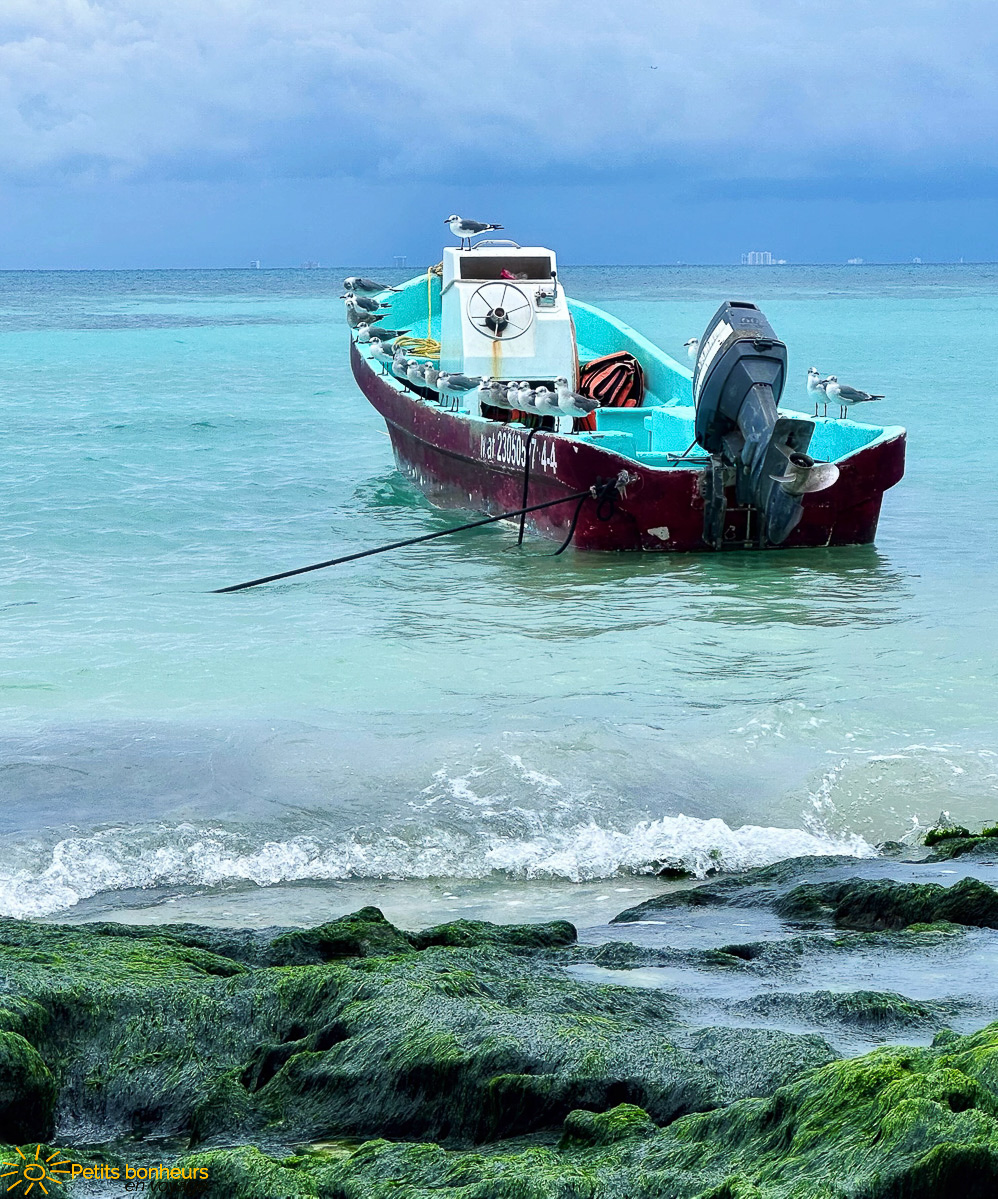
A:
[442, 245, 556, 290]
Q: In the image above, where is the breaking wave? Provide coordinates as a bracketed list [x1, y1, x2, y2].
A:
[0, 815, 875, 919]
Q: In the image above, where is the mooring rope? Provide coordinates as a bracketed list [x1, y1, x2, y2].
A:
[213, 474, 629, 593]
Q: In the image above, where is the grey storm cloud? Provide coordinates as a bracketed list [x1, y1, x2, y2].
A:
[1, 0, 996, 192]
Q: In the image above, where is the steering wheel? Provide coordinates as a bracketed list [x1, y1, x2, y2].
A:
[467, 282, 534, 341]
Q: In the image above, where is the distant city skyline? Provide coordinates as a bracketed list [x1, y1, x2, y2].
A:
[1, 1, 995, 269]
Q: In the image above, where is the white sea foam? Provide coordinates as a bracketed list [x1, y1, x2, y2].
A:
[0, 815, 875, 919]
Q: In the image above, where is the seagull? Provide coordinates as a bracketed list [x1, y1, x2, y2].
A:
[406, 361, 427, 386]
[438, 371, 483, 412]
[684, 338, 699, 361]
[513, 381, 535, 411]
[358, 325, 410, 341]
[531, 386, 562, 419]
[346, 307, 384, 330]
[422, 363, 441, 390]
[392, 351, 413, 379]
[343, 293, 392, 314]
[824, 376, 885, 419]
[489, 379, 517, 408]
[438, 372, 481, 392]
[343, 276, 400, 294]
[369, 338, 396, 373]
[445, 214, 504, 251]
[554, 377, 600, 419]
[807, 367, 829, 416]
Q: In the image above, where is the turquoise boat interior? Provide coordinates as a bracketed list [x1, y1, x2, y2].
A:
[359, 272, 904, 472]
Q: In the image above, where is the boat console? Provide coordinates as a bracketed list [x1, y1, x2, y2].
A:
[439, 243, 577, 383]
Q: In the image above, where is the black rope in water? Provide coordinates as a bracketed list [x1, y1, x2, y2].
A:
[516, 426, 541, 547]
[553, 477, 622, 556]
[214, 486, 602, 593]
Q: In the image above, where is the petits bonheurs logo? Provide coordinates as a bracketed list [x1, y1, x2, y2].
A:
[1, 1145, 72, 1195]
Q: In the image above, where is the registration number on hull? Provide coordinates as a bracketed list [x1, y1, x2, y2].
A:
[480, 428, 558, 473]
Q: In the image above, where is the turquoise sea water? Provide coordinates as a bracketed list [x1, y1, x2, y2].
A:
[2, 264, 997, 922]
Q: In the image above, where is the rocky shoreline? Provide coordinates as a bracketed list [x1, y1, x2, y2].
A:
[3, 828, 998, 1197]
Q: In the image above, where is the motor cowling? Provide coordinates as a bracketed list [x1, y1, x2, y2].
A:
[693, 301, 827, 547]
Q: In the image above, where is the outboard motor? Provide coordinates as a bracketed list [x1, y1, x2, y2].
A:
[693, 301, 837, 547]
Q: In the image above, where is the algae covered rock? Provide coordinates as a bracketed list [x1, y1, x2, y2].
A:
[0, 1031, 57, 1142]
[409, 918, 577, 951]
[774, 876, 998, 930]
[1, 909, 829, 1150]
[156, 1029, 998, 1197]
[268, 906, 415, 963]
[559, 1101, 658, 1148]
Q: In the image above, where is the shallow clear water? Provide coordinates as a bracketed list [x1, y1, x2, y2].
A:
[3, 265, 996, 921]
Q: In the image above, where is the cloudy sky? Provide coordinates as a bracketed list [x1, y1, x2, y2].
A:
[2, 0, 996, 266]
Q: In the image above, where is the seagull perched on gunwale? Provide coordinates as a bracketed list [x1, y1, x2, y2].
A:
[807, 367, 829, 416]
[684, 338, 700, 362]
[368, 338, 396, 373]
[554, 377, 600, 419]
[343, 276, 400, 294]
[342, 293, 392, 313]
[824, 376, 884, 419]
[445, 214, 504, 250]
[357, 324, 409, 341]
[346, 307, 383, 330]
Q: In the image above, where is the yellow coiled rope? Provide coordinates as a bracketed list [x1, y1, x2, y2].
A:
[394, 263, 443, 358]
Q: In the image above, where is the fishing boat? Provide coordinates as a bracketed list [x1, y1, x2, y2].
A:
[347, 239, 905, 552]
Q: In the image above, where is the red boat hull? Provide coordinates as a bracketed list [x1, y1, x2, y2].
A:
[351, 344, 906, 552]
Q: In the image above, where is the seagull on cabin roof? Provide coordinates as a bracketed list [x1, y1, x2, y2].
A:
[343, 276, 400, 294]
[824, 376, 885, 420]
[445, 214, 504, 250]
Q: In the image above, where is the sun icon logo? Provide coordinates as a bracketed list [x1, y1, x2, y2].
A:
[1, 1146, 72, 1195]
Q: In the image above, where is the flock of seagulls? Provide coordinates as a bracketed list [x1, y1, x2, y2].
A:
[807, 366, 884, 418]
[367, 331, 600, 424]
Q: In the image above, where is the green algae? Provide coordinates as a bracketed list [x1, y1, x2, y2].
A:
[923, 825, 972, 846]
[3, 900, 997, 1196]
[0, 1031, 57, 1142]
[774, 876, 998, 930]
[148, 1033, 998, 1197]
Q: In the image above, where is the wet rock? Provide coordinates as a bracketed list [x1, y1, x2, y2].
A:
[268, 906, 415, 963]
[610, 855, 868, 922]
[927, 833, 998, 862]
[0, 911, 835, 1150]
[924, 824, 972, 846]
[153, 1030, 998, 1198]
[0, 1030, 57, 1142]
[559, 1102, 658, 1149]
[728, 989, 959, 1033]
[774, 876, 998, 930]
[408, 918, 577, 951]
